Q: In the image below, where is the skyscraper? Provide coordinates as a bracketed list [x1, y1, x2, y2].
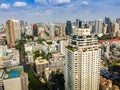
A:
[49, 24, 55, 37]
[105, 17, 111, 25]
[112, 23, 119, 37]
[95, 19, 103, 36]
[76, 19, 82, 28]
[64, 33, 101, 90]
[33, 24, 38, 36]
[116, 18, 120, 24]
[5, 18, 21, 47]
[65, 21, 72, 36]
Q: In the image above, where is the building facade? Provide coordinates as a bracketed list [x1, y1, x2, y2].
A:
[65, 21, 72, 36]
[33, 24, 38, 36]
[64, 35, 101, 90]
[95, 19, 103, 36]
[5, 19, 21, 47]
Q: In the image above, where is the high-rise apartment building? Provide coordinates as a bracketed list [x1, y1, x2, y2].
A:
[116, 18, 120, 24]
[33, 24, 38, 36]
[73, 27, 91, 36]
[49, 24, 55, 37]
[95, 19, 103, 36]
[105, 17, 111, 25]
[5, 19, 21, 47]
[112, 23, 119, 37]
[64, 34, 101, 90]
[102, 23, 107, 35]
[24, 22, 33, 35]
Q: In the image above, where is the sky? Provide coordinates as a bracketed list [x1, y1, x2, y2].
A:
[0, 0, 120, 24]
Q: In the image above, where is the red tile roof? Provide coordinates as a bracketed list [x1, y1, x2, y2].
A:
[98, 39, 120, 43]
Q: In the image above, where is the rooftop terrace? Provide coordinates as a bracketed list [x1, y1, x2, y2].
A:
[4, 66, 23, 79]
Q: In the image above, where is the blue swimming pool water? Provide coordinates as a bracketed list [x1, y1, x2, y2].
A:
[11, 70, 19, 78]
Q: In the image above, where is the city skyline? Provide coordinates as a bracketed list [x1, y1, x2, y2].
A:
[0, 0, 120, 24]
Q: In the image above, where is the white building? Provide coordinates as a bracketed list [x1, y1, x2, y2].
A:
[72, 27, 91, 36]
[49, 24, 55, 37]
[24, 22, 33, 35]
[59, 40, 68, 55]
[64, 35, 101, 90]
[0, 45, 20, 68]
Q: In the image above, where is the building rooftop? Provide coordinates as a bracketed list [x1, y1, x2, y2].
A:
[35, 57, 49, 65]
[3, 66, 23, 79]
[113, 85, 119, 89]
[99, 38, 120, 43]
[106, 79, 112, 83]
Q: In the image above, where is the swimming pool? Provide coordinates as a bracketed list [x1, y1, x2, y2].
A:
[10, 70, 19, 78]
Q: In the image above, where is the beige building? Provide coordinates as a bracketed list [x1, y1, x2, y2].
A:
[102, 24, 107, 35]
[72, 27, 91, 36]
[113, 23, 119, 37]
[5, 18, 21, 48]
[35, 57, 50, 79]
[0, 66, 28, 90]
[65, 34, 101, 90]
[50, 53, 64, 71]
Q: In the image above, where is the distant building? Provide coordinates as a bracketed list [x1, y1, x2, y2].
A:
[33, 24, 38, 36]
[102, 23, 107, 35]
[112, 23, 119, 37]
[20, 21, 25, 33]
[60, 23, 66, 36]
[95, 19, 103, 36]
[76, 19, 82, 28]
[116, 18, 120, 25]
[105, 17, 111, 25]
[49, 24, 55, 37]
[5, 18, 21, 47]
[65, 21, 72, 36]
[24, 22, 33, 35]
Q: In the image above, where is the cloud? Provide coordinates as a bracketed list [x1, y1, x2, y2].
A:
[0, 3, 10, 9]
[51, 0, 70, 3]
[35, 0, 46, 3]
[81, 1, 89, 5]
[13, 1, 27, 7]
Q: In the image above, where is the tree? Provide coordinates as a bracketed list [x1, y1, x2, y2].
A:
[98, 35, 113, 40]
[14, 40, 25, 50]
[33, 50, 40, 60]
[37, 38, 46, 44]
[45, 31, 49, 36]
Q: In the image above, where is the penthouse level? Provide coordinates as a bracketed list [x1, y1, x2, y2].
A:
[70, 35, 98, 46]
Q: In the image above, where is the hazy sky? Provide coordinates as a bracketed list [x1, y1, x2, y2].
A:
[0, 0, 120, 24]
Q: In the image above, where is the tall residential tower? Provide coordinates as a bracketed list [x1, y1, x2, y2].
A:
[5, 19, 21, 47]
[64, 32, 101, 90]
